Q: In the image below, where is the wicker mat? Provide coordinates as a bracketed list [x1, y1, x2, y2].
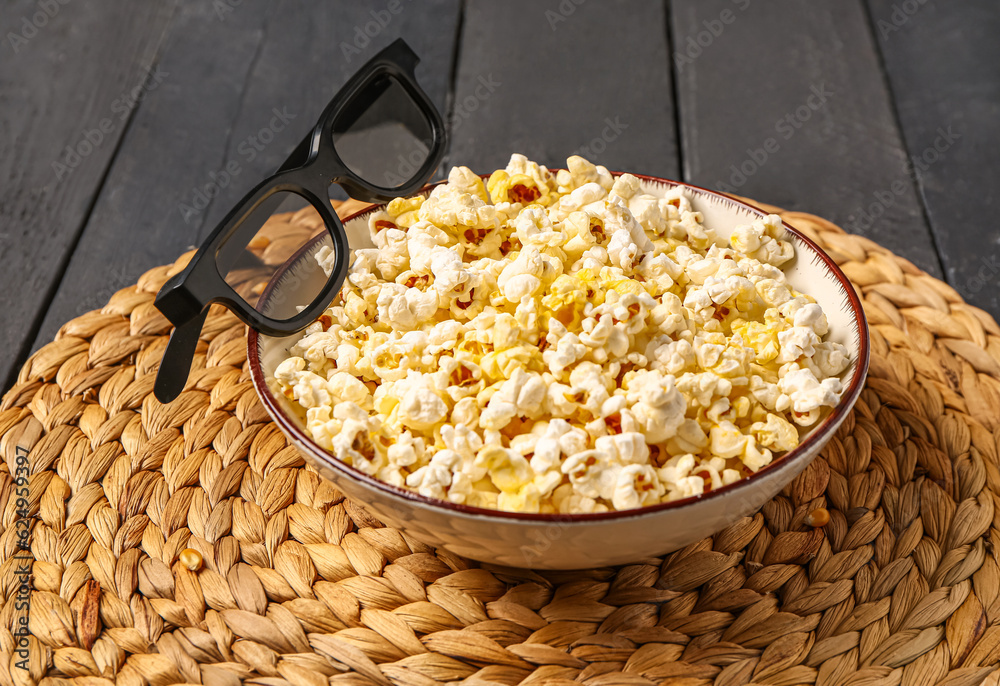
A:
[4, 198, 1000, 686]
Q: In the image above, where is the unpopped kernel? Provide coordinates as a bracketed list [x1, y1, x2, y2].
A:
[272, 154, 850, 513]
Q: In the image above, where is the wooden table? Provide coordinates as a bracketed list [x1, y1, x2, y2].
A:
[2, 0, 997, 393]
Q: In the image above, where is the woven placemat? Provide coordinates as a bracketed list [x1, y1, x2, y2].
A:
[4, 197, 1000, 686]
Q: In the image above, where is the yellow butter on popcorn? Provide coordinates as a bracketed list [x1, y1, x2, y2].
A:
[273, 154, 850, 513]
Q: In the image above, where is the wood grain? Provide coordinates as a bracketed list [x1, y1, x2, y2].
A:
[30, 0, 462, 359]
[866, 0, 1000, 321]
[0, 0, 177, 390]
[671, 0, 944, 279]
[447, 0, 680, 179]
[6, 0, 999, 398]
[189, 0, 462, 243]
[28, 0, 276, 356]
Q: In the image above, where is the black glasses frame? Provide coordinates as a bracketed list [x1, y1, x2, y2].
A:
[153, 39, 446, 403]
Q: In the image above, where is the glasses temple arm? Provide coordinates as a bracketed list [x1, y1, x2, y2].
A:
[154, 308, 210, 403]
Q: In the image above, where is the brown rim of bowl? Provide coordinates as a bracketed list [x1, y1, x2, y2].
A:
[248, 171, 870, 523]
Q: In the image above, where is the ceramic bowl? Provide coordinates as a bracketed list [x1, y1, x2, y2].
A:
[248, 173, 869, 569]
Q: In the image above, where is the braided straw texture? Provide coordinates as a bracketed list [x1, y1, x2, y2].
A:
[4, 198, 1000, 686]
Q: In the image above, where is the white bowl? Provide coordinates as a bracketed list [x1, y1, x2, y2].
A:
[249, 173, 869, 569]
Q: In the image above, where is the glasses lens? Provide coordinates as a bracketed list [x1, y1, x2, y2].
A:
[216, 190, 335, 320]
[332, 74, 433, 189]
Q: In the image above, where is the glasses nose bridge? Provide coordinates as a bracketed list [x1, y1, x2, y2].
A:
[267, 161, 336, 204]
[303, 162, 339, 192]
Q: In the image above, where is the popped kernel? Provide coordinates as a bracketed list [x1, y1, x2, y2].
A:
[272, 154, 850, 513]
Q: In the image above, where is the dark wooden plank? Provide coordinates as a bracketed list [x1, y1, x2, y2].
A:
[190, 0, 462, 242]
[32, 0, 463, 354]
[28, 0, 275, 353]
[447, 0, 680, 179]
[671, 0, 944, 279]
[866, 0, 1000, 320]
[0, 0, 177, 390]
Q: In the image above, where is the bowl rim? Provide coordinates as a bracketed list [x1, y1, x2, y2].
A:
[248, 170, 870, 523]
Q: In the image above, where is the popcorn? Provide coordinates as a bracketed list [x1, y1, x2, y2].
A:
[497, 247, 546, 303]
[274, 154, 850, 514]
[578, 314, 629, 362]
[595, 432, 650, 465]
[385, 195, 425, 228]
[666, 419, 709, 455]
[676, 371, 733, 409]
[275, 357, 306, 385]
[809, 341, 851, 378]
[514, 206, 565, 248]
[387, 431, 425, 468]
[554, 182, 608, 220]
[427, 247, 470, 297]
[742, 435, 773, 471]
[776, 326, 821, 363]
[751, 413, 799, 453]
[562, 450, 619, 500]
[420, 175, 498, 231]
[475, 445, 533, 493]
[373, 227, 409, 280]
[479, 369, 547, 430]
[793, 303, 829, 336]
[733, 320, 780, 364]
[377, 283, 438, 330]
[406, 453, 455, 499]
[451, 396, 480, 428]
[553, 483, 608, 514]
[658, 454, 704, 499]
[749, 374, 787, 413]
[612, 464, 664, 510]
[562, 211, 602, 259]
[497, 484, 546, 513]
[755, 278, 793, 308]
[555, 155, 615, 193]
[731, 216, 794, 266]
[778, 367, 843, 415]
[542, 332, 588, 377]
[709, 420, 748, 458]
[328, 403, 382, 472]
[398, 387, 448, 431]
[290, 371, 332, 409]
[624, 370, 686, 442]
[328, 372, 373, 409]
[649, 293, 686, 335]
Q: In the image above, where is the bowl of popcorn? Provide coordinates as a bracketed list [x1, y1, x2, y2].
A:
[248, 154, 869, 569]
